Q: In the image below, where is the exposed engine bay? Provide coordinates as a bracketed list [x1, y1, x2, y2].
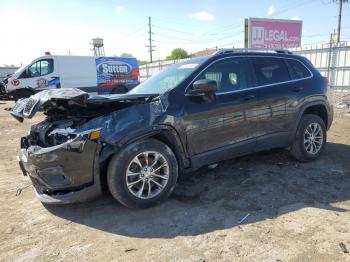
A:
[28, 118, 84, 147]
[11, 88, 160, 148]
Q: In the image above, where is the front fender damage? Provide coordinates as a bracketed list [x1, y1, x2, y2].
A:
[14, 88, 167, 204]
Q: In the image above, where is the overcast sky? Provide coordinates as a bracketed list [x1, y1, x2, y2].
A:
[1, 0, 349, 66]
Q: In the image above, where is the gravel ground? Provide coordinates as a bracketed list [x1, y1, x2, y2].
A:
[0, 100, 350, 262]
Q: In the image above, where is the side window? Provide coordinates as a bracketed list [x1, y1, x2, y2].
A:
[196, 58, 247, 93]
[251, 57, 291, 86]
[285, 59, 311, 80]
[28, 62, 41, 78]
[40, 60, 53, 75]
[27, 59, 54, 78]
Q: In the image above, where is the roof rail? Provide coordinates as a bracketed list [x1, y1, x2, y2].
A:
[213, 48, 293, 56]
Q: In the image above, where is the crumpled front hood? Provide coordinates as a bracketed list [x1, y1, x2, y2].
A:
[11, 88, 159, 122]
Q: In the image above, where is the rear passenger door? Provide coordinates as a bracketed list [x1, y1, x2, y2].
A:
[249, 56, 306, 148]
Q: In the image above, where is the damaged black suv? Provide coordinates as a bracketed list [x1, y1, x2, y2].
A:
[12, 49, 333, 208]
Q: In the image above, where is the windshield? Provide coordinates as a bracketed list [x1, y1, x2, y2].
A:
[129, 57, 207, 95]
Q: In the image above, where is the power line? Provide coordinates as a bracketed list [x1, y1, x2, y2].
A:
[154, 18, 244, 40]
[200, 22, 242, 35]
[154, 30, 243, 42]
[303, 33, 330, 38]
[152, 17, 209, 27]
[154, 32, 243, 46]
[270, 0, 318, 17]
[125, 24, 148, 37]
[154, 33, 197, 41]
[127, 28, 147, 37]
[154, 25, 195, 35]
[154, 17, 243, 36]
[207, 28, 244, 37]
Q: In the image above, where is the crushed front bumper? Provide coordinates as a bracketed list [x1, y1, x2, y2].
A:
[18, 135, 102, 204]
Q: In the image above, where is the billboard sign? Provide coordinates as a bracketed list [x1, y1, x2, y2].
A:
[246, 18, 302, 49]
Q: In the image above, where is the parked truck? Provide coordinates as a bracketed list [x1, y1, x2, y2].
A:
[4, 55, 140, 100]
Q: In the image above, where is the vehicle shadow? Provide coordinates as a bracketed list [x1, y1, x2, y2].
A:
[46, 142, 350, 238]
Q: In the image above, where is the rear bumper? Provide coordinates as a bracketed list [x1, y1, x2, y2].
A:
[18, 136, 102, 204]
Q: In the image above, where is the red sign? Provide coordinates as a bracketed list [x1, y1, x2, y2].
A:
[248, 18, 302, 49]
[11, 79, 20, 86]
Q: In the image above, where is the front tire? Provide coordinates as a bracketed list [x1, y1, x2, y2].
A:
[290, 114, 327, 162]
[107, 139, 178, 208]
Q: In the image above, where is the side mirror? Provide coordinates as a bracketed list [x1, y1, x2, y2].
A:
[187, 79, 217, 97]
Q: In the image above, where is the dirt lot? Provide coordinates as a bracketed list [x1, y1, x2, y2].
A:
[0, 101, 350, 262]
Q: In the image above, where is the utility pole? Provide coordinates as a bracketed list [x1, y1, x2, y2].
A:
[146, 16, 156, 63]
[337, 0, 343, 43]
[335, 0, 348, 43]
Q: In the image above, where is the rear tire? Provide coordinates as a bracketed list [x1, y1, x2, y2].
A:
[107, 139, 178, 208]
[290, 114, 327, 162]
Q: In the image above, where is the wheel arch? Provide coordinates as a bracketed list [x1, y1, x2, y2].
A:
[289, 101, 330, 143]
[99, 125, 190, 178]
[148, 130, 190, 172]
[302, 104, 329, 128]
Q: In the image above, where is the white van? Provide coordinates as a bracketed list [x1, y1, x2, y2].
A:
[5, 55, 140, 100]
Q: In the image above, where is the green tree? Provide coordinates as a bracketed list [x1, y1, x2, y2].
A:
[137, 60, 149, 65]
[165, 48, 189, 60]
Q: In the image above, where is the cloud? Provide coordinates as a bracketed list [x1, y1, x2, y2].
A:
[194, 32, 204, 38]
[291, 16, 301, 20]
[115, 5, 124, 12]
[267, 5, 275, 16]
[189, 11, 214, 21]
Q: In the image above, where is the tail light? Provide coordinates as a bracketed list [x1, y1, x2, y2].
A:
[130, 68, 140, 80]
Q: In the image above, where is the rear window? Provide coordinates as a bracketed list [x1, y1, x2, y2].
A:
[251, 57, 291, 86]
[285, 59, 312, 80]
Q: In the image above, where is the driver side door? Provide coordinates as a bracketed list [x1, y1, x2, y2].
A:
[26, 59, 58, 91]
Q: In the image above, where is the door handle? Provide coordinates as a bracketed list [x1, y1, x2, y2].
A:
[243, 95, 255, 101]
[293, 86, 304, 92]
